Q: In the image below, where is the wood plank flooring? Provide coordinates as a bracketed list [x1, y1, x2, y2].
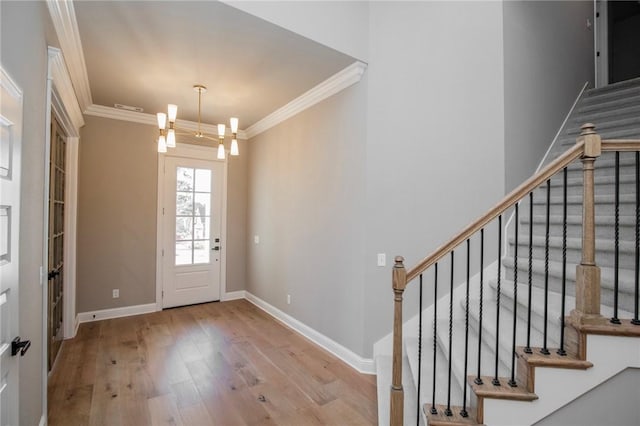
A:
[48, 299, 377, 425]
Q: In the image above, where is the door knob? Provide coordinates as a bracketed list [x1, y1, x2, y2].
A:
[11, 337, 31, 356]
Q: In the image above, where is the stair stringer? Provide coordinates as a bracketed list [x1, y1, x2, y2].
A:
[482, 333, 640, 426]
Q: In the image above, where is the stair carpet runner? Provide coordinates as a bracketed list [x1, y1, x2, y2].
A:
[378, 76, 640, 426]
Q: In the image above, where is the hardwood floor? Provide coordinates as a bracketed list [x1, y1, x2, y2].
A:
[48, 299, 377, 425]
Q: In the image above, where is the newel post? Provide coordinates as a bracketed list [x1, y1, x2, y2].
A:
[572, 123, 604, 325]
[390, 256, 407, 426]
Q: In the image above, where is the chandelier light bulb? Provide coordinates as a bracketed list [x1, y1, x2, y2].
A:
[157, 135, 167, 153]
[217, 142, 226, 160]
[230, 139, 239, 156]
[230, 117, 239, 134]
[167, 104, 178, 122]
[157, 112, 167, 130]
[217, 124, 226, 138]
[167, 129, 176, 148]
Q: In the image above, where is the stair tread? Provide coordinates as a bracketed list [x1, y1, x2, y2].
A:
[424, 404, 482, 426]
[468, 376, 538, 401]
[515, 346, 593, 369]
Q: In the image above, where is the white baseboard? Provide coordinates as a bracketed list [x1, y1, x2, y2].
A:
[222, 290, 246, 301]
[39, 414, 46, 426]
[244, 291, 375, 375]
[76, 303, 157, 323]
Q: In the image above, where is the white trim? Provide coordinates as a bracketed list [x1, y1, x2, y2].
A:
[595, 0, 608, 88]
[46, 0, 92, 111]
[77, 303, 157, 323]
[155, 143, 228, 310]
[244, 291, 375, 375]
[63, 136, 79, 339]
[222, 290, 246, 301]
[48, 48, 84, 133]
[0, 66, 23, 99]
[84, 104, 248, 140]
[39, 414, 46, 426]
[244, 61, 367, 139]
[535, 81, 589, 174]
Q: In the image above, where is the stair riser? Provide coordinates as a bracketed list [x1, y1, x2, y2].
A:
[532, 202, 638, 217]
[504, 267, 637, 312]
[571, 105, 640, 124]
[519, 221, 637, 240]
[508, 241, 639, 269]
[567, 117, 640, 135]
[581, 86, 640, 105]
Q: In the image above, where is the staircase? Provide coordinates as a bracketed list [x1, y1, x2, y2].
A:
[377, 78, 640, 426]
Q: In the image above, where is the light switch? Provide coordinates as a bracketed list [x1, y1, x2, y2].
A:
[377, 253, 386, 267]
[254, 235, 260, 244]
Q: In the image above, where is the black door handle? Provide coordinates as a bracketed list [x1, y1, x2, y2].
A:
[11, 337, 31, 356]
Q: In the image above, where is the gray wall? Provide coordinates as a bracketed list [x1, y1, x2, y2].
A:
[534, 368, 640, 426]
[0, 1, 55, 424]
[503, 0, 594, 191]
[77, 116, 158, 312]
[77, 115, 248, 312]
[247, 78, 367, 354]
[363, 1, 506, 356]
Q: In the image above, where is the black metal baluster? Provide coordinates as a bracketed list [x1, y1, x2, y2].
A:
[475, 229, 485, 384]
[541, 179, 551, 355]
[525, 192, 533, 354]
[493, 215, 502, 386]
[431, 264, 439, 414]
[461, 240, 471, 417]
[445, 252, 455, 416]
[611, 152, 621, 324]
[558, 168, 568, 356]
[417, 273, 424, 425]
[509, 204, 519, 387]
[634, 152, 640, 326]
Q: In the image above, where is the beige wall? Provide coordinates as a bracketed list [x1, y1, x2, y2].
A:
[77, 115, 248, 313]
[1, 1, 56, 424]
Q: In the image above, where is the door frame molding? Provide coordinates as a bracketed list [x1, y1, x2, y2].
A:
[595, 0, 609, 88]
[43, 46, 84, 420]
[155, 143, 228, 310]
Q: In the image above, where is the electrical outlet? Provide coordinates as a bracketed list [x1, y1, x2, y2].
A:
[287, 294, 291, 305]
[254, 235, 260, 244]
[112, 289, 119, 298]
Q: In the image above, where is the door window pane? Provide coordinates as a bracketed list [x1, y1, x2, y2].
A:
[175, 241, 192, 265]
[194, 169, 211, 192]
[176, 192, 193, 215]
[194, 193, 210, 216]
[175, 217, 193, 241]
[193, 240, 210, 264]
[176, 167, 194, 191]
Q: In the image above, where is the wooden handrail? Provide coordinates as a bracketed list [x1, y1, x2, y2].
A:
[601, 139, 640, 151]
[406, 140, 585, 283]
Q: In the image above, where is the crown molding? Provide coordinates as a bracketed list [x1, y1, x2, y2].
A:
[46, 0, 93, 111]
[84, 104, 249, 140]
[244, 61, 367, 139]
[48, 47, 84, 134]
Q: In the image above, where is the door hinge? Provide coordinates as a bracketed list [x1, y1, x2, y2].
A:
[162, 207, 165, 215]
[162, 290, 164, 298]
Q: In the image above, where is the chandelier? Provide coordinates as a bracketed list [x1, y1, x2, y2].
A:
[156, 84, 239, 159]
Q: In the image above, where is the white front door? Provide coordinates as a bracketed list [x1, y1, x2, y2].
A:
[162, 156, 223, 308]
[0, 67, 23, 426]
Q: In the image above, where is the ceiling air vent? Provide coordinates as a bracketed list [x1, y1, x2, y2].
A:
[114, 103, 143, 113]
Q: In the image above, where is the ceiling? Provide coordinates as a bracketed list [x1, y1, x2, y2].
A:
[73, 1, 356, 130]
